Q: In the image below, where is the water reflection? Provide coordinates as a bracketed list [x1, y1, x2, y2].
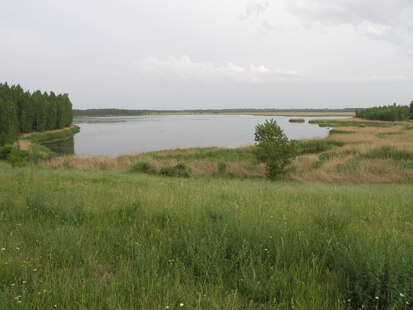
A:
[42, 136, 74, 155]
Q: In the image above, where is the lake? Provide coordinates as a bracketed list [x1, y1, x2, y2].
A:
[43, 115, 348, 157]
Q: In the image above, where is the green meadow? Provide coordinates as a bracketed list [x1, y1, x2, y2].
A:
[1, 162, 412, 309]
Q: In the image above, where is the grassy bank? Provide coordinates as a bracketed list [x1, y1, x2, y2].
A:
[0, 162, 412, 309]
[43, 119, 413, 184]
[22, 125, 80, 144]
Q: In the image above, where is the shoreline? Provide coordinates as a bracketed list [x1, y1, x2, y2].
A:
[74, 111, 356, 118]
[15, 125, 80, 150]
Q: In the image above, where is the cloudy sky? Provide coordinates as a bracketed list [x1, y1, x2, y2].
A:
[1, 0, 412, 110]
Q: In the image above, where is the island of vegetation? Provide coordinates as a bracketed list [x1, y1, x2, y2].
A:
[1, 91, 413, 309]
[288, 118, 305, 123]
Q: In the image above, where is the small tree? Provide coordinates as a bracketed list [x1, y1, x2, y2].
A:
[254, 119, 296, 180]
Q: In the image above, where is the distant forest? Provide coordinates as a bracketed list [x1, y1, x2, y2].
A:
[0, 83, 73, 145]
[73, 108, 357, 117]
[356, 102, 413, 121]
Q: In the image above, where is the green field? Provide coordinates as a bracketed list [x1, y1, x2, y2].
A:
[0, 162, 412, 309]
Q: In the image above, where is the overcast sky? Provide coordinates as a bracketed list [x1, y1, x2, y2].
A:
[1, 0, 413, 110]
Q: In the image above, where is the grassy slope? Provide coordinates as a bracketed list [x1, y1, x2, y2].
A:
[0, 162, 412, 309]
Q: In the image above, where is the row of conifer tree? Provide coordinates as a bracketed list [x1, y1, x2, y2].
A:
[0, 83, 73, 145]
[355, 102, 413, 121]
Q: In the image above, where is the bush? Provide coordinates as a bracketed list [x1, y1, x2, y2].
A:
[159, 163, 191, 178]
[254, 119, 296, 180]
[130, 161, 158, 174]
[0, 144, 14, 160]
[8, 147, 29, 167]
[217, 162, 227, 175]
[0, 144, 29, 166]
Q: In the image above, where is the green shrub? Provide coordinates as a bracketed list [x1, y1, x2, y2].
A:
[0, 144, 14, 160]
[217, 162, 227, 175]
[130, 161, 157, 174]
[159, 163, 191, 178]
[8, 147, 29, 167]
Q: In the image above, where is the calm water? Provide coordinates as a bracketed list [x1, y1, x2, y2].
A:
[43, 115, 347, 157]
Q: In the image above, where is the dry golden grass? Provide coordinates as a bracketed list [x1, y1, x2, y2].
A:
[14, 139, 33, 150]
[290, 119, 413, 183]
[40, 119, 413, 183]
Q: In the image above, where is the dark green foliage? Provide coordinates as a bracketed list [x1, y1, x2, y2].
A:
[288, 118, 305, 123]
[329, 129, 354, 135]
[0, 144, 55, 165]
[130, 161, 157, 174]
[0, 144, 14, 160]
[73, 109, 149, 117]
[356, 103, 411, 121]
[130, 161, 191, 177]
[217, 162, 227, 175]
[254, 119, 296, 180]
[7, 147, 29, 167]
[159, 163, 191, 178]
[0, 98, 19, 145]
[0, 82, 74, 144]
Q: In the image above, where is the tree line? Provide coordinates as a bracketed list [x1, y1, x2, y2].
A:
[73, 108, 357, 117]
[0, 83, 73, 145]
[73, 109, 150, 117]
[355, 102, 413, 121]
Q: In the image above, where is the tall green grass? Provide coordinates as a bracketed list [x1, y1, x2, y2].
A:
[0, 162, 412, 309]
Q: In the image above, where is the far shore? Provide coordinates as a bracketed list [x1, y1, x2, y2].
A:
[73, 111, 356, 118]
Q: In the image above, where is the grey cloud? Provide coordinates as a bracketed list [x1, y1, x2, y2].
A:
[285, 0, 413, 50]
[134, 55, 302, 84]
[241, 0, 270, 20]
